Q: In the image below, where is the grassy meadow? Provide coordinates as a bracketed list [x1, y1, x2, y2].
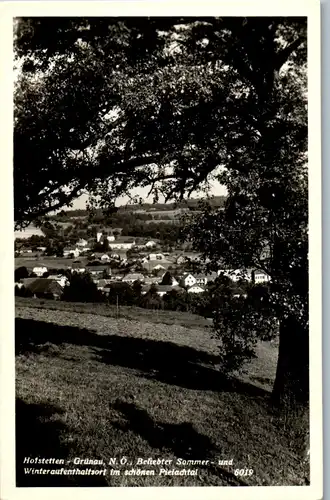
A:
[15, 299, 309, 487]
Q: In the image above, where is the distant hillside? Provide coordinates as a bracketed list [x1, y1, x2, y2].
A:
[56, 196, 227, 219]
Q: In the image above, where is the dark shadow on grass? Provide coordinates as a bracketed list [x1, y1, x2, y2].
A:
[111, 400, 247, 486]
[16, 317, 269, 399]
[250, 375, 274, 386]
[16, 399, 107, 487]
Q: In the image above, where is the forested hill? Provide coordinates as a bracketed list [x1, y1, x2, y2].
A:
[56, 196, 227, 219]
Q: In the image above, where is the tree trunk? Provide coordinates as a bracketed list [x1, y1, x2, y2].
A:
[272, 314, 309, 405]
[272, 314, 310, 459]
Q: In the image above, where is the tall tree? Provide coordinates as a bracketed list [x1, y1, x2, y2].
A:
[14, 18, 308, 425]
[14, 18, 305, 225]
[160, 271, 173, 285]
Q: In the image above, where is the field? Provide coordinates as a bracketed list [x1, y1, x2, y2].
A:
[15, 257, 80, 270]
[15, 299, 309, 487]
[15, 297, 211, 329]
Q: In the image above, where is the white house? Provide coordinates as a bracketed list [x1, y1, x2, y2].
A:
[71, 267, 86, 274]
[194, 273, 217, 286]
[70, 261, 86, 273]
[187, 284, 205, 294]
[76, 239, 88, 247]
[109, 239, 135, 250]
[252, 270, 271, 283]
[101, 254, 110, 261]
[180, 273, 196, 288]
[145, 240, 157, 248]
[217, 269, 253, 282]
[64, 248, 81, 258]
[32, 266, 48, 277]
[122, 273, 145, 284]
[144, 277, 161, 285]
[79, 247, 91, 254]
[152, 264, 166, 271]
[141, 284, 183, 297]
[97, 231, 116, 243]
[147, 253, 166, 261]
[110, 253, 121, 260]
[48, 274, 69, 287]
[176, 255, 187, 265]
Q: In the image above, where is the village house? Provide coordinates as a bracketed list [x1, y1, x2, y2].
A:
[19, 251, 39, 258]
[32, 266, 48, 277]
[152, 264, 167, 271]
[93, 278, 113, 291]
[144, 276, 161, 285]
[145, 252, 166, 261]
[180, 273, 197, 288]
[142, 260, 172, 273]
[145, 240, 157, 248]
[96, 232, 116, 243]
[47, 274, 69, 288]
[89, 267, 111, 277]
[78, 247, 92, 255]
[169, 275, 179, 286]
[70, 261, 86, 273]
[63, 247, 81, 258]
[109, 237, 136, 250]
[110, 253, 121, 260]
[76, 238, 88, 247]
[233, 291, 248, 298]
[20, 278, 63, 300]
[194, 272, 218, 286]
[176, 253, 201, 266]
[100, 254, 111, 261]
[176, 255, 188, 265]
[187, 284, 205, 294]
[141, 284, 183, 297]
[122, 273, 145, 284]
[252, 270, 271, 283]
[217, 269, 253, 282]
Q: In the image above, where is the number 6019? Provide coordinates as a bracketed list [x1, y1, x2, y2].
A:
[234, 469, 254, 476]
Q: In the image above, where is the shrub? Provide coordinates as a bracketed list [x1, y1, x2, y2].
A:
[14, 266, 29, 281]
[209, 279, 279, 373]
[106, 282, 136, 306]
[139, 284, 163, 310]
[62, 272, 102, 303]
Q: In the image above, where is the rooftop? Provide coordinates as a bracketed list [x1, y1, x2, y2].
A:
[20, 278, 63, 294]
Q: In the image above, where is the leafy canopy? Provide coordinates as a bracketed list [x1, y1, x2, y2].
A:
[14, 17, 306, 227]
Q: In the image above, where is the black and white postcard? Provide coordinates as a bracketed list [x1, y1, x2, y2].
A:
[0, 1, 322, 499]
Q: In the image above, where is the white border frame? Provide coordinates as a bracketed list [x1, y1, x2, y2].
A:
[0, 2, 322, 499]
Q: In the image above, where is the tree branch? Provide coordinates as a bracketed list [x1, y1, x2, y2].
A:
[275, 36, 305, 71]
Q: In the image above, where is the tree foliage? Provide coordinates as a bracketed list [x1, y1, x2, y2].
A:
[14, 17, 308, 414]
[15, 17, 306, 226]
[14, 266, 29, 281]
[62, 272, 101, 303]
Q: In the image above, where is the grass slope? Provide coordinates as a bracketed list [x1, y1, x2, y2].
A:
[15, 301, 309, 487]
[15, 296, 211, 330]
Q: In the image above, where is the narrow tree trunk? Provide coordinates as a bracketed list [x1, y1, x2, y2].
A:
[272, 314, 309, 459]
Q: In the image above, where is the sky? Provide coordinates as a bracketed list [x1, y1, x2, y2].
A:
[70, 180, 227, 210]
